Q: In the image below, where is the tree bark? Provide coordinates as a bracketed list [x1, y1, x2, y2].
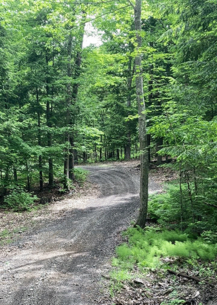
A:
[125, 135, 131, 160]
[46, 98, 53, 188]
[37, 88, 43, 191]
[134, 0, 149, 228]
[65, 11, 86, 180]
[156, 137, 163, 165]
[125, 57, 133, 161]
[117, 149, 120, 160]
[147, 134, 151, 163]
[13, 168, 17, 183]
[45, 56, 54, 188]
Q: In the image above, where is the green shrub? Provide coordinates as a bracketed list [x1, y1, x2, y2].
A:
[116, 244, 132, 260]
[4, 187, 38, 211]
[201, 230, 217, 244]
[74, 168, 88, 185]
[148, 183, 217, 236]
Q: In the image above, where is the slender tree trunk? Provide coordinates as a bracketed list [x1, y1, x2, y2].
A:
[117, 149, 120, 160]
[125, 67, 131, 160]
[147, 134, 151, 163]
[65, 32, 74, 182]
[3, 167, 9, 195]
[66, 12, 86, 180]
[100, 148, 102, 161]
[13, 168, 17, 183]
[134, 0, 149, 228]
[135, 143, 138, 159]
[100, 135, 103, 161]
[46, 56, 54, 188]
[47, 99, 53, 187]
[26, 162, 31, 192]
[186, 172, 195, 223]
[74, 149, 78, 165]
[125, 134, 131, 160]
[37, 88, 43, 191]
[156, 137, 163, 164]
[83, 152, 87, 163]
[69, 135, 74, 180]
[179, 170, 184, 232]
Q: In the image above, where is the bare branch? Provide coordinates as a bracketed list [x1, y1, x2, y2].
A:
[168, 270, 201, 283]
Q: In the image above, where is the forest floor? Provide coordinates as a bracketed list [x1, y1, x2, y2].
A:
[0, 161, 216, 305]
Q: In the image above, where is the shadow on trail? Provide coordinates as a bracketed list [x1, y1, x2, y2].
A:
[2, 164, 162, 305]
[6, 194, 139, 305]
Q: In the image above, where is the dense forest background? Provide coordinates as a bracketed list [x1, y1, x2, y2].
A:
[0, 0, 217, 236]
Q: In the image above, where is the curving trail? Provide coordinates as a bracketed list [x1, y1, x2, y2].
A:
[0, 164, 161, 305]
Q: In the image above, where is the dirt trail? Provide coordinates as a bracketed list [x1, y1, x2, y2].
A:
[0, 163, 161, 305]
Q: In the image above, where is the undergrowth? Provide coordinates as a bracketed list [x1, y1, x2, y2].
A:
[148, 183, 217, 237]
[74, 168, 88, 185]
[113, 227, 217, 271]
[4, 187, 38, 211]
[2, 168, 89, 212]
[110, 227, 217, 293]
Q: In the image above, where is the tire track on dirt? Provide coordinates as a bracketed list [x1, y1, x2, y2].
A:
[0, 164, 161, 305]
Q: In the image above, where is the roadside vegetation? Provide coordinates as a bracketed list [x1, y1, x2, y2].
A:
[1, 168, 88, 212]
[110, 224, 217, 304]
[110, 166, 217, 304]
[0, 168, 89, 247]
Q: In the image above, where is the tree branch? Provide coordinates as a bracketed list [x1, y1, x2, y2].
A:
[127, 0, 135, 9]
[204, 202, 217, 209]
[168, 270, 201, 283]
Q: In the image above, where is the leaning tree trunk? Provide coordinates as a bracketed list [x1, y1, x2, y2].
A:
[134, 0, 149, 228]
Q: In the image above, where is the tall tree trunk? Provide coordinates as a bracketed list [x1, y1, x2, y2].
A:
[37, 88, 43, 191]
[125, 135, 131, 160]
[65, 12, 86, 181]
[156, 137, 163, 165]
[125, 56, 134, 160]
[47, 99, 53, 187]
[64, 31, 73, 184]
[26, 162, 31, 192]
[117, 149, 120, 160]
[66, 32, 75, 181]
[147, 51, 153, 165]
[74, 149, 78, 165]
[134, 0, 149, 228]
[46, 56, 53, 188]
[100, 135, 103, 161]
[147, 134, 151, 163]
[14, 168, 17, 183]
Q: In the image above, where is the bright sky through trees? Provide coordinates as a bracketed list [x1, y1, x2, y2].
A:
[83, 21, 102, 48]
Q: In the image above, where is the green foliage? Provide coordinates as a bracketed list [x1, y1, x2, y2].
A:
[74, 168, 89, 185]
[201, 231, 217, 244]
[113, 228, 217, 273]
[161, 297, 185, 305]
[4, 187, 38, 211]
[110, 227, 217, 298]
[0, 229, 10, 239]
[148, 182, 217, 235]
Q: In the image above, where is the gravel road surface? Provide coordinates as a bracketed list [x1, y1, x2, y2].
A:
[0, 164, 161, 305]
